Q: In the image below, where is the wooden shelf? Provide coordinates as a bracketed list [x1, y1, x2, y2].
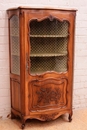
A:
[30, 52, 67, 57]
[31, 69, 67, 74]
[30, 34, 68, 38]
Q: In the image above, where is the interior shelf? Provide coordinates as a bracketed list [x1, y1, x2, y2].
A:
[31, 69, 67, 75]
[30, 52, 67, 57]
[30, 34, 68, 38]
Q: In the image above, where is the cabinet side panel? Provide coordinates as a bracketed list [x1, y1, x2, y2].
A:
[11, 79, 21, 112]
[10, 15, 20, 75]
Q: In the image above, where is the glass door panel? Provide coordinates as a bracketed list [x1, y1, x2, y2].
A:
[29, 18, 69, 74]
[10, 15, 20, 75]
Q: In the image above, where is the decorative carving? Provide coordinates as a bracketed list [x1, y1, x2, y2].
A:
[36, 87, 61, 105]
[49, 15, 54, 21]
[40, 113, 58, 121]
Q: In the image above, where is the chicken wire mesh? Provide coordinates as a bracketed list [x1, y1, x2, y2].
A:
[10, 15, 20, 75]
[30, 18, 69, 74]
[30, 37, 68, 55]
[30, 56, 67, 74]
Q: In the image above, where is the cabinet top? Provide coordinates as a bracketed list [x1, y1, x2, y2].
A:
[7, 6, 77, 11]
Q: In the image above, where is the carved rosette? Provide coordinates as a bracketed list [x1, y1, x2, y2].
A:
[36, 87, 61, 105]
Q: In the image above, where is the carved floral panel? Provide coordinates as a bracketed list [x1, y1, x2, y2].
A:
[36, 87, 61, 104]
[29, 78, 67, 111]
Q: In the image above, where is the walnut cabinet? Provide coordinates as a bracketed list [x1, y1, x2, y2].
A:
[7, 7, 76, 129]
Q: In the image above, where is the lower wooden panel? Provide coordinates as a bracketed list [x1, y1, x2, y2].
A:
[11, 79, 21, 112]
[29, 77, 68, 112]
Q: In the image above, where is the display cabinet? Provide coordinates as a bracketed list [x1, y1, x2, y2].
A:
[7, 7, 76, 129]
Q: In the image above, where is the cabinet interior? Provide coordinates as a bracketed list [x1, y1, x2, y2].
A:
[30, 18, 69, 74]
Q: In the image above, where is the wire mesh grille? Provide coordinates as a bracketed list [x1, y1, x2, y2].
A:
[30, 56, 67, 74]
[30, 19, 69, 36]
[10, 15, 19, 36]
[30, 18, 68, 74]
[11, 55, 20, 75]
[10, 15, 20, 75]
[30, 37, 68, 55]
[11, 36, 20, 56]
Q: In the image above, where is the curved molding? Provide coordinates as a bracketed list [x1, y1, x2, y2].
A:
[11, 78, 20, 84]
[31, 77, 67, 86]
[29, 14, 70, 23]
[29, 110, 71, 121]
[30, 76, 68, 85]
[29, 71, 68, 78]
[29, 70, 68, 79]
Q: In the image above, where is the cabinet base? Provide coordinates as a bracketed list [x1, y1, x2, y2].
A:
[11, 109, 73, 129]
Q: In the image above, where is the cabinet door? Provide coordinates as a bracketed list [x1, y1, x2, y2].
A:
[26, 10, 75, 114]
[29, 77, 68, 112]
[29, 15, 69, 75]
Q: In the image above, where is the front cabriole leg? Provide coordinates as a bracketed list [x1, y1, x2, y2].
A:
[68, 112, 72, 122]
[21, 115, 26, 129]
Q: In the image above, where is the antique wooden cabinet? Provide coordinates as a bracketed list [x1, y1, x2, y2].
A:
[7, 7, 76, 129]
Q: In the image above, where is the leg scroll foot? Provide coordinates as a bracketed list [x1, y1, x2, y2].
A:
[21, 114, 26, 129]
[21, 124, 25, 129]
[11, 112, 15, 119]
[68, 114, 72, 122]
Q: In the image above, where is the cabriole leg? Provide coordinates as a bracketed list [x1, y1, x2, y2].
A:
[68, 113, 72, 122]
[21, 124, 25, 130]
[21, 115, 26, 129]
[11, 112, 15, 119]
